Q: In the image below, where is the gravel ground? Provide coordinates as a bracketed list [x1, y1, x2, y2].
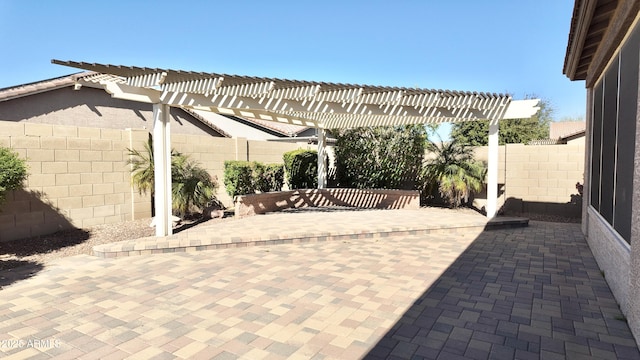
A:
[0, 216, 227, 272]
[0, 209, 580, 272]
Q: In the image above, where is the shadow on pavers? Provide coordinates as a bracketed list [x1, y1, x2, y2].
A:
[0, 260, 44, 289]
[363, 223, 639, 359]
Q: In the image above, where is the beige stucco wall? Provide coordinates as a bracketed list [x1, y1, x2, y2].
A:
[0, 87, 224, 137]
[586, 209, 631, 313]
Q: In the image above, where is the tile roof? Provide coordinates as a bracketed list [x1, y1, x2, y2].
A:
[242, 117, 308, 137]
[0, 74, 78, 102]
[549, 121, 586, 140]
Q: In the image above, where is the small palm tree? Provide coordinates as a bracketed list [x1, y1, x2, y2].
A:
[126, 137, 218, 217]
[171, 154, 218, 217]
[127, 137, 156, 196]
[421, 137, 486, 208]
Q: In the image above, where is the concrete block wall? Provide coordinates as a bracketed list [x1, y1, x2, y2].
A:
[0, 122, 318, 242]
[0, 119, 587, 241]
[471, 143, 585, 216]
[170, 135, 311, 205]
[0, 121, 152, 241]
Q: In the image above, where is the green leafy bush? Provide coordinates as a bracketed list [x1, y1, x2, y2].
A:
[224, 161, 284, 197]
[0, 147, 28, 206]
[283, 149, 317, 189]
[223, 161, 254, 198]
[253, 163, 284, 193]
[333, 125, 426, 189]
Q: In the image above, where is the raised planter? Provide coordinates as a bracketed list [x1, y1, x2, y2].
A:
[234, 188, 420, 217]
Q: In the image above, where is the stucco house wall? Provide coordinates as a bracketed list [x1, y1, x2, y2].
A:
[0, 86, 224, 137]
[564, 0, 640, 344]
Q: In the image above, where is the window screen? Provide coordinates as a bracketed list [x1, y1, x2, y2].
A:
[613, 24, 640, 242]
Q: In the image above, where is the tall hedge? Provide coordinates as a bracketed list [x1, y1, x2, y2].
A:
[283, 149, 317, 189]
[333, 125, 426, 189]
[0, 147, 28, 206]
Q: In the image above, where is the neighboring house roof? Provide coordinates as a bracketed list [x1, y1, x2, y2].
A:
[0, 73, 79, 102]
[0, 72, 310, 139]
[189, 110, 308, 140]
[243, 118, 309, 137]
[550, 121, 586, 140]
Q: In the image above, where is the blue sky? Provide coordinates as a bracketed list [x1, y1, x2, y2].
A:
[0, 1, 585, 124]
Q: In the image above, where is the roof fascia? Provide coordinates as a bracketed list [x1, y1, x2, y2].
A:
[586, 1, 640, 87]
[564, 0, 598, 80]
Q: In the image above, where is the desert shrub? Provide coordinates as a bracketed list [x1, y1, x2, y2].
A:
[172, 154, 219, 216]
[0, 147, 28, 206]
[283, 149, 317, 189]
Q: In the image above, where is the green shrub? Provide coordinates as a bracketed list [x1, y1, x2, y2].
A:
[224, 161, 254, 197]
[253, 163, 284, 193]
[0, 147, 28, 206]
[224, 161, 284, 197]
[283, 149, 317, 189]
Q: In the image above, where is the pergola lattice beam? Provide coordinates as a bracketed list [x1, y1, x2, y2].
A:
[85, 77, 532, 130]
[88, 78, 518, 128]
[54, 60, 518, 121]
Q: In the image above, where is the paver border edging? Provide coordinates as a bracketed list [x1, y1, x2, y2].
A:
[92, 217, 527, 259]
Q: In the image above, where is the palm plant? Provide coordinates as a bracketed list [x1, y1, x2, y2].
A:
[171, 154, 218, 216]
[126, 137, 156, 196]
[126, 137, 218, 217]
[421, 137, 486, 208]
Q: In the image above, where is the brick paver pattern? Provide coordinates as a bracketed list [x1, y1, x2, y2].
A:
[0, 209, 638, 359]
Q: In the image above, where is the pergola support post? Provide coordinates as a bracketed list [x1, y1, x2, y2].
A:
[317, 128, 327, 189]
[486, 119, 499, 218]
[153, 103, 173, 237]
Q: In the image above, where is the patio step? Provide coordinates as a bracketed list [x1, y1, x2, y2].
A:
[92, 209, 528, 259]
[486, 216, 529, 230]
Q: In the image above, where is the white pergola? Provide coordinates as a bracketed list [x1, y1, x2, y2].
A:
[53, 60, 539, 237]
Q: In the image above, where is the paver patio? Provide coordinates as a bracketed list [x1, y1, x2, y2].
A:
[0, 208, 638, 359]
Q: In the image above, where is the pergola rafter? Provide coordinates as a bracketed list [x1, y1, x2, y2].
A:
[54, 59, 540, 237]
